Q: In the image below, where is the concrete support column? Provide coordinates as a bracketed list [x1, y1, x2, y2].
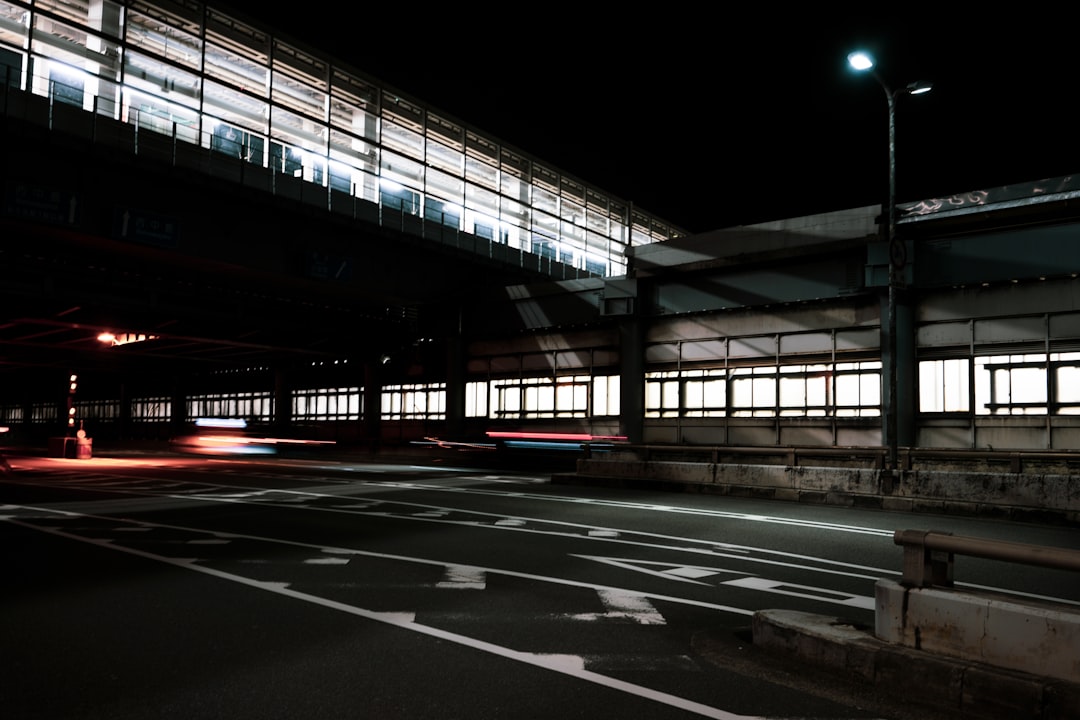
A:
[364, 362, 382, 452]
[895, 287, 916, 448]
[882, 286, 917, 453]
[117, 382, 130, 439]
[170, 376, 187, 437]
[274, 368, 291, 434]
[619, 317, 644, 444]
[444, 332, 465, 441]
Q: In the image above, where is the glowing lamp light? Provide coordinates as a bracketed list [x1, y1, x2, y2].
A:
[98, 331, 159, 346]
[847, 51, 874, 71]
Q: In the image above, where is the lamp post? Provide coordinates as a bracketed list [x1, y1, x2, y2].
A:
[847, 51, 931, 472]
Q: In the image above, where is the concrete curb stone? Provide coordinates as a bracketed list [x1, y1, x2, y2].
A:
[752, 609, 1080, 720]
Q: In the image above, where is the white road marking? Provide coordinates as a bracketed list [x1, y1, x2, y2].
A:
[168, 489, 898, 581]
[573, 555, 749, 586]
[566, 589, 666, 625]
[305, 557, 350, 565]
[722, 577, 875, 610]
[0, 474, 900, 584]
[16, 468, 1077, 609]
[437, 564, 487, 589]
[6, 509, 790, 720]
[574, 555, 874, 610]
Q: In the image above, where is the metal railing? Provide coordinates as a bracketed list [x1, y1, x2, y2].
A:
[582, 442, 1080, 473]
[893, 529, 1080, 588]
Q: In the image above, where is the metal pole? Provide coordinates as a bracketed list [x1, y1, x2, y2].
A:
[886, 86, 899, 472]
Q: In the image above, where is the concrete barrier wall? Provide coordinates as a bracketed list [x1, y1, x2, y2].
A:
[875, 579, 1080, 684]
[571, 458, 1080, 525]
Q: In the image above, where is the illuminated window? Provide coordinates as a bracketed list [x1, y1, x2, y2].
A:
[74, 399, 120, 421]
[1054, 353, 1080, 415]
[918, 359, 970, 413]
[204, 75, 267, 129]
[645, 371, 681, 418]
[592, 375, 620, 417]
[0, 404, 24, 423]
[125, 6, 202, 70]
[778, 364, 830, 417]
[131, 397, 172, 422]
[488, 375, 596, 420]
[647, 361, 880, 419]
[30, 402, 57, 424]
[975, 354, 1049, 415]
[0, 2, 30, 53]
[292, 387, 361, 420]
[188, 392, 273, 423]
[834, 361, 881, 417]
[203, 39, 268, 93]
[381, 383, 446, 420]
[465, 381, 489, 418]
[683, 369, 727, 418]
[731, 367, 777, 418]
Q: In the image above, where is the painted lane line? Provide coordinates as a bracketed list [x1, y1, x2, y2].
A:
[14, 467, 893, 537]
[722, 577, 875, 610]
[165, 483, 899, 581]
[5, 505, 755, 616]
[371, 482, 896, 537]
[7, 514, 782, 720]
[304, 557, 350, 565]
[8, 475, 1076, 610]
[33, 473, 1078, 609]
[9, 470, 892, 569]
[3, 479, 900, 584]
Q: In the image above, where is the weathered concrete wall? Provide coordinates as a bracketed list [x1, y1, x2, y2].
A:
[875, 579, 1080, 685]
[570, 458, 1080, 526]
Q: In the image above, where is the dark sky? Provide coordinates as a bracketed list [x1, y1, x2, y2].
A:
[220, 5, 1078, 234]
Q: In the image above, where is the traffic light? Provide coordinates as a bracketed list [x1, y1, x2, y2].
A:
[66, 373, 77, 429]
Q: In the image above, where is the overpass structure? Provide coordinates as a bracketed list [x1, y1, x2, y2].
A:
[4, 1, 1080, 481]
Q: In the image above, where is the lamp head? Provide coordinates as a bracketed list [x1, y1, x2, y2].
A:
[847, 51, 875, 72]
[906, 80, 933, 95]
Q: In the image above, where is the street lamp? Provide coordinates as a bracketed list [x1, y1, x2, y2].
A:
[847, 50, 931, 472]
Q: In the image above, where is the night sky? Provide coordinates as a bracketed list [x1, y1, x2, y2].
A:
[219, 4, 1078, 234]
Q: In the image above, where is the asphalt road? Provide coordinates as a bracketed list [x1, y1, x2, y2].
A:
[2, 450, 1078, 719]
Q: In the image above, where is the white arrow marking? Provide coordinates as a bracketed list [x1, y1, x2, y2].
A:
[573, 555, 750, 585]
[722, 577, 874, 610]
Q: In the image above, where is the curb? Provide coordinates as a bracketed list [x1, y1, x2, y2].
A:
[752, 609, 1080, 720]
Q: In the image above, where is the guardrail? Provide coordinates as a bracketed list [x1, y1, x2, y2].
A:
[582, 442, 1080, 473]
[893, 529, 1080, 588]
